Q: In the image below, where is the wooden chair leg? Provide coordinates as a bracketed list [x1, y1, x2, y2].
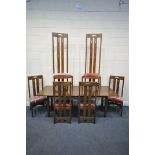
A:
[30, 106, 34, 117]
[44, 99, 48, 108]
[54, 108, 56, 123]
[94, 109, 96, 124]
[35, 108, 37, 115]
[120, 104, 123, 116]
[31, 109, 34, 117]
[94, 118, 96, 124]
[71, 77, 73, 94]
[54, 118, 56, 124]
[78, 108, 80, 123]
[69, 109, 71, 123]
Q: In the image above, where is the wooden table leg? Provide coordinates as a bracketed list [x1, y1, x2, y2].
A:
[104, 96, 108, 117]
[100, 96, 107, 117]
[101, 96, 103, 110]
[47, 97, 50, 117]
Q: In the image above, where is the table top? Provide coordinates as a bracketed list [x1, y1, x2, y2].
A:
[37, 85, 118, 97]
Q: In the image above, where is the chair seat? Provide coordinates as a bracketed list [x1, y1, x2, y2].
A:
[53, 73, 73, 78]
[29, 96, 47, 103]
[79, 102, 96, 108]
[54, 101, 72, 108]
[82, 73, 101, 78]
[108, 96, 124, 103]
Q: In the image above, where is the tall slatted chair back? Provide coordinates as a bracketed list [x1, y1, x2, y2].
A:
[53, 82, 72, 123]
[52, 32, 68, 74]
[52, 32, 73, 84]
[85, 33, 102, 74]
[82, 33, 102, 86]
[78, 82, 99, 123]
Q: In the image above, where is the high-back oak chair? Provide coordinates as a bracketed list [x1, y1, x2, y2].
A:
[53, 81, 72, 123]
[27, 75, 47, 117]
[108, 75, 125, 116]
[82, 33, 102, 87]
[52, 32, 73, 85]
[78, 82, 99, 123]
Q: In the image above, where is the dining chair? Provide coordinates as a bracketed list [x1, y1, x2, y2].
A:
[52, 32, 73, 86]
[78, 82, 99, 123]
[108, 75, 125, 116]
[27, 75, 47, 117]
[53, 81, 72, 123]
[82, 33, 102, 87]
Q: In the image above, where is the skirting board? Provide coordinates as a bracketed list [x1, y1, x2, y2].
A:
[123, 101, 129, 106]
[26, 101, 30, 106]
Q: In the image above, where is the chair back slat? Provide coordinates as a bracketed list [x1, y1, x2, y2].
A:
[52, 32, 68, 74]
[88, 85, 93, 103]
[112, 79, 115, 91]
[116, 79, 120, 94]
[66, 36, 68, 73]
[89, 38, 93, 73]
[52, 36, 55, 73]
[61, 37, 64, 73]
[36, 78, 40, 94]
[57, 37, 60, 73]
[93, 37, 97, 73]
[32, 78, 36, 96]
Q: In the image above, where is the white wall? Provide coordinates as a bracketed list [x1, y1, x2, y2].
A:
[26, 0, 129, 105]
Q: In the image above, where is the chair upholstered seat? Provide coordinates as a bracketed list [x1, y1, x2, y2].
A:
[108, 96, 124, 103]
[29, 96, 47, 104]
[82, 73, 101, 78]
[53, 73, 73, 78]
[54, 100, 72, 107]
[79, 102, 96, 108]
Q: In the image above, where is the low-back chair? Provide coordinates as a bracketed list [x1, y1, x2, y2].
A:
[27, 75, 47, 117]
[108, 75, 125, 116]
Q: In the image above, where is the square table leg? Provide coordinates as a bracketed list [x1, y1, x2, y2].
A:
[101, 96, 108, 117]
[101, 96, 103, 110]
[47, 97, 52, 117]
[104, 96, 108, 117]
